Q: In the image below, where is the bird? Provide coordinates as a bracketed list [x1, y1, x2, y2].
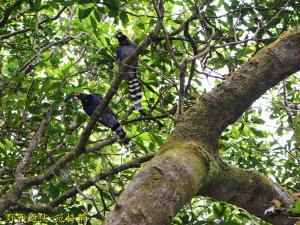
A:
[115, 32, 142, 111]
[73, 93, 131, 148]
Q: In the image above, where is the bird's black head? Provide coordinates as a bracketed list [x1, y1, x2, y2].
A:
[73, 93, 92, 105]
[115, 32, 130, 45]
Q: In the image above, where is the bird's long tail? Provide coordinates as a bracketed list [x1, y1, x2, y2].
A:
[127, 70, 142, 111]
[112, 123, 131, 149]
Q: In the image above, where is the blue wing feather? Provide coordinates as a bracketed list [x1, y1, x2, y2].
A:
[116, 46, 121, 60]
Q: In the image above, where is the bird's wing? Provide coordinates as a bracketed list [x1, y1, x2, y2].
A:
[99, 107, 119, 129]
[116, 46, 122, 61]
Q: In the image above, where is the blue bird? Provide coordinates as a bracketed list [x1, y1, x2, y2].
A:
[116, 32, 142, 111]
[73, 93, 131, 148]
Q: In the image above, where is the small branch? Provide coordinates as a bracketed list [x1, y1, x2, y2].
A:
[0, 28, 31, 40]
[195, 69, 225, 80]
[183, 18, 198, 96]
[256, 0, 291, 34]
[96, 185, 109, 213]
[39, 6, 68, 27]
[2, 35, 75, 94]
[122, 114, 169, 125]
[0, 166, 12, 177]
[0, 178, 14, 184]
[0, 6, 68, 41]
[12, 155, 154, 213]
[75, 185, 104, 220]
[152, 0, 180, 70]
[86, 137, 117, 153]
[0, 0, 24, 28]
[6, 7, 31, 23]
[139, 60, 176, 85]
[213, 37, 277, 49]
[49, 155, 153, 209]
[282, 81, 296, 132]
[152, 0, 185, 117]
[177, 64, 186, 117]
[184, 46, 211, 64]
[15, 109, 52, 179]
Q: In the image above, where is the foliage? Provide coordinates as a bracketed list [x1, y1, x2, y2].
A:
[0, 0, 300, 224]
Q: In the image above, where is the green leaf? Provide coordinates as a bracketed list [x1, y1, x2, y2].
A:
[31, 0, 42, 10]
[87, 203, 92, 211]
[250, 127, 264, 137]
[119, 11, 129, 25]
[295, 201, 300, 210]
[90, 16, 97, 30]
[50, 49, 63, 67]
[78, 0, 95, 3]
[47, 1, 60, 9]
[49, 184, 60, 198]
[104, 0, 119, 16]
[78, 7, 94, 20]
[252, 117, 265, 124]
[218, 0, 224, 7]
[295, 126, 300, 142]
[94, 7, 101, 22]
[101, 191, 112, 200]
[137, 23, 145, 29]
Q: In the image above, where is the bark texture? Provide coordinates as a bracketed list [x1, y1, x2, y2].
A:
[104, 27, 300, 225]
[201, 162, 296, 225]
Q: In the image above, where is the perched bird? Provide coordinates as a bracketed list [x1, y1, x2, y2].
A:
[73, 93, 131, 148]
[115, 32, 142, 111]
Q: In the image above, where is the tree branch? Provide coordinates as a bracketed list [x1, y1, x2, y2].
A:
[15, 109, 52, 178]
[103, 26, 300, 225]
[0, 6, 68, 41]
[0, 0, 23, 28]
[200, 161, 297, 225]
[11, 155, 153, 213]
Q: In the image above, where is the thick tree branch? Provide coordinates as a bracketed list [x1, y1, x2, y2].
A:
[103, 141, 212, 225]
[104, 26, 300, 225]
[200, 162, 297, 225]
[172, 26, 300, 145]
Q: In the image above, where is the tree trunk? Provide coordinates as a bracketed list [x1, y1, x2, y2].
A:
[103, 27, 300, 225]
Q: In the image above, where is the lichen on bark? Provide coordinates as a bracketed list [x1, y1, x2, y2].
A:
[104, 27, 300, 225]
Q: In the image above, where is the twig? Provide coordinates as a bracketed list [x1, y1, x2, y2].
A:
[0, 0, 24, 28]
[15, 109, 52, 179]
[12, 155, 154, 213]
[75, 185, 104, 219]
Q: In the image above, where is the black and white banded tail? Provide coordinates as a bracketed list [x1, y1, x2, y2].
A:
[127, 75, 142, 111]
[112, 123, 131, 149]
